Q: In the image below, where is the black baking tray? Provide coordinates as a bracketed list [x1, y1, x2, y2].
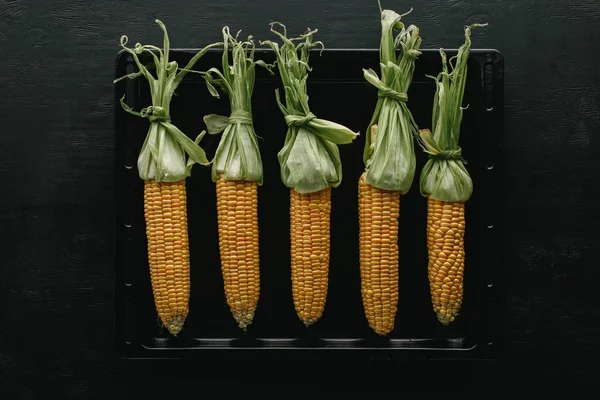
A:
[114, 47, 504, 360]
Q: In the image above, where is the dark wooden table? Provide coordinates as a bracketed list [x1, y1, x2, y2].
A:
[1, 0, 599, 396]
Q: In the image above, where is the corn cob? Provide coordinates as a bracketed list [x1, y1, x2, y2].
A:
[215, 178, 260, 329]
[358, 174, 400, 335]
[419, 23, 486, 324]
[290, 187, 331, 325]
[144, 180, 190, 335]
[426, 198, 465, 324]
[115, 20, 218, 335]
[359, 9, 421, 335]
[202, 28, 270, 330]
[262, 23, 358, 325]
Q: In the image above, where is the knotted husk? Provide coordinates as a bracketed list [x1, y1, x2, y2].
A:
[419, 23, 487, 202]
[202, 27, 275, 185]
[362, 8, 421, 193]
[114, 19, 222, 182]
[261, 22, 358, 194]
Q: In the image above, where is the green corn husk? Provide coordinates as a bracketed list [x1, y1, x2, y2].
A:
[114, 19, 222, 182]
[418, 23, 487, 202]
[261, 23, 359, 194]
[202, 27, 273, 185]
[362, 7, 421, 193]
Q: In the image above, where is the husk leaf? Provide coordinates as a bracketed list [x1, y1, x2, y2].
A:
[114, 19, 222, 182]
[362, 8, 421, 193]
[418, 23, 487, 202]
[261, 22, 359, 194]
[201, 27, 273, 184]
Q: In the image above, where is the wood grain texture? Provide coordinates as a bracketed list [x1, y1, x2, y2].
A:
[0, 0, 599, 395]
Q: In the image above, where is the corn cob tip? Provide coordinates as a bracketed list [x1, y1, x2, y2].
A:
[436, 313, 456, 325]
[233, 310, 256, 331]
[373, 328, 393, 336]
[165, 315, 185, 336]
[301, 317, 319, 327]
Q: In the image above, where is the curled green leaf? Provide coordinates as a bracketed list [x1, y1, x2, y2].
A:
[206, 80, 220, 99]
[203, 114, 230, 135]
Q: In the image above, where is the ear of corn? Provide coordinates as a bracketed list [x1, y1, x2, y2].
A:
[290, 187, 331, 326]
[358, 174, 399, 335]
[359, 8, 420, 336]
[201, 28, 271, 330]
[216, 178, 260, 329]
[418, 23, 487, 325]
[115, 20, 220, 335]
[262, 23, 358, 325]
[144, 180, 190, 335]
[426, 198, 465, 324]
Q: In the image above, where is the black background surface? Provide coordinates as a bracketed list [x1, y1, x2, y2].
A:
[1, 0, 599, 396]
